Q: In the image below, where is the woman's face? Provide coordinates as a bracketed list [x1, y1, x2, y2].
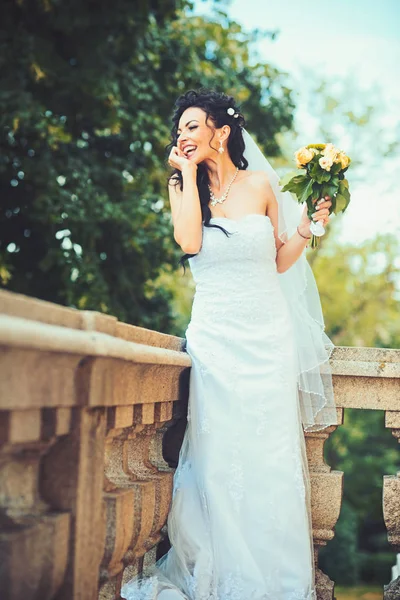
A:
[176, 107, 223, 164]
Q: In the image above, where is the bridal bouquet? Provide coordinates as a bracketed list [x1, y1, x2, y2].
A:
[280, 143, 352, 248]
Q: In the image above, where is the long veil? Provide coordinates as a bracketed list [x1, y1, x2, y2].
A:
[242, 127, 338, 433]
[242, 127, 339, 597]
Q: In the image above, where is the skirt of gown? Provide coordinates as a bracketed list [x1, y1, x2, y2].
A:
[121, 214, 316, 600]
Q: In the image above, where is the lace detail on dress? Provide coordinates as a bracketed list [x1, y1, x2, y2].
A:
[287, 591, 317, 600]
[292, 439, 306, 500]
[173, 459, 191, 495]
[199, 411, 211, 434]
[121, 574, 158, 600]
[218, 570, 245, 600]
[228, 457, 244, 513]
[183, 564, 316, 600]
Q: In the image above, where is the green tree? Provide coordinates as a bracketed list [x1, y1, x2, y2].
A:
[312, 230, 400, 349]
[0, 0, 295, 331]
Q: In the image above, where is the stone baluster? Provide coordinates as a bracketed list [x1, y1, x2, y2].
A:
[384, 411, 400, 549]
[305, 408, 344, 600]
[0, 407, 72, 600]
[383, 411, 400, 599]
[99, 402, 188, 598]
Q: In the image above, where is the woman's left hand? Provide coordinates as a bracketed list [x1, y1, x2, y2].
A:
[299, 195, 332, 236]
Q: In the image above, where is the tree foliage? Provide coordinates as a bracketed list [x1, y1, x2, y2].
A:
[0, 0, 295, 330]
[312, 229, 400, 349]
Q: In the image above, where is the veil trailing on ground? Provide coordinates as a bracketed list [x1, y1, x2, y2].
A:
[242, 127, 338, 432]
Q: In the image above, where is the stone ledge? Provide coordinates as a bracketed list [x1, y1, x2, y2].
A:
[331, 360, 400, 378]
[0, 315, 191, 368]
[330, 347, 400, 411]
[0, 289, 185, 351]
[331, 345, 400, 379]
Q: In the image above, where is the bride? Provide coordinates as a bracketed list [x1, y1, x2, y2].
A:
[121, 88, 338, 600]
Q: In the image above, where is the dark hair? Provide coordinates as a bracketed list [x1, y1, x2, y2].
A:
[165, 87, 249, 271]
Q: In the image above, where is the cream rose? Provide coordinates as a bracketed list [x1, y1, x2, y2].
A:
[295, 147, 314, 168]
[319, 156, 333, 171]
[323, 143, 339, 161]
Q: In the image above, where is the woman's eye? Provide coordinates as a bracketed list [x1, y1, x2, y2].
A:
[177, 125, 197, 138]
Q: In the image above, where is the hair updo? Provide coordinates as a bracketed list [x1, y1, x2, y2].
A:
[165, 87, 249, 270]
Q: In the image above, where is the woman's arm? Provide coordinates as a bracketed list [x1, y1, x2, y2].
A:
[256, 172, 331, 273]
[167, 148, 202, 254]
[275, 199, 331, 273]
[275, 220, 311, 273]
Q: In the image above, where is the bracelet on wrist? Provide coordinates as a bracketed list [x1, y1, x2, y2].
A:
[297, 225, 311, 240]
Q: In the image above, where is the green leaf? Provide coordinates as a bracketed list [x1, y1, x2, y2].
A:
[336, 179, 351, 213]
[340, 178, 351, 195]
[281, 173, 308, 193]
[279, 169, 300, 188]
[301, 178, 315, 204]
[327, 180, 340, 197]
[309, 160, 332, 184]
[281, 172, 314, 205]
[330, 162, 342, 176]
[335, 193, 348, 214]
[295, 177, 314, 204]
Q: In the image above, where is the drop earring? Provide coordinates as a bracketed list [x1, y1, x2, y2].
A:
[218, 140, 225, 154]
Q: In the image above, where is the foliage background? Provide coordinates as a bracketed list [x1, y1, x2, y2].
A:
[0, 0, 294, 330]
[1, 0, 399, 589]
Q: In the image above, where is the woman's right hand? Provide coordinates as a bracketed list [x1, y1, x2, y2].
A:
[168, 146, 196, 172]
[298, 195, 332, 236]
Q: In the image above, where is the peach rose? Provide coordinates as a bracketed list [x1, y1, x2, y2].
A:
[295, 146, 314, 168]
[337, 151, 351, 169]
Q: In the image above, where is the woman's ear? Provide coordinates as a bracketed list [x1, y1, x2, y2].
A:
[221, 124, 231, 143]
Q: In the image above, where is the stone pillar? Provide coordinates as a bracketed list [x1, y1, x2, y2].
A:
[383, 411, 400, 599]
[384, 411, 400, 549]
[0, 407, 72, 600]
[306, 409, 344, 600]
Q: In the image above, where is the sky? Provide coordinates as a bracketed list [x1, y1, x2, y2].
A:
[194, 0, 400, 245]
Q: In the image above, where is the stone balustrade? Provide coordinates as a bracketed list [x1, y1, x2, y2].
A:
[0, 289, 399, 600]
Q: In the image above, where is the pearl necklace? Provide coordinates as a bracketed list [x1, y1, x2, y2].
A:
[208, 167, 239, 206]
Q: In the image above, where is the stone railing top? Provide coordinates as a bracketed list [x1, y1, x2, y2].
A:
[330, 345, 400, 378]
[330, 346, 400, 412]
[0, 289, 184, 351]
[0, 290, 190, 412]
[0, 312, 190, 367]
[0, 289, 399, 413]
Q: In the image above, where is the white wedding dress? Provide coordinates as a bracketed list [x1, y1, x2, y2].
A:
[121, 213, 317, 600]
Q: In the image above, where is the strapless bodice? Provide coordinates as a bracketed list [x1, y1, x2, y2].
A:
[188, 214, 277, 293]
[187, 214, 288, 328]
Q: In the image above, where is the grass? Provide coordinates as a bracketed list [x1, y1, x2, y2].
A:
[334, 586, 382, 600]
